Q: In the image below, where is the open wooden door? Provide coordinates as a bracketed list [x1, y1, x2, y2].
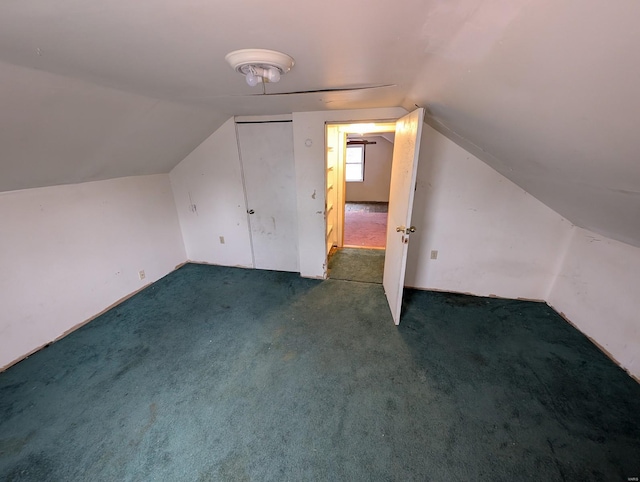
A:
[383, 109, 424, 325]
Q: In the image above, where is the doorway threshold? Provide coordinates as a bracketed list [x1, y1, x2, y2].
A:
[327, 248, 385, 284]
[343, 245, 385, 250]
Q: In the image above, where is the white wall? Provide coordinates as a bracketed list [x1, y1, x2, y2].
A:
[292, 107, 407, 278]
[170, 118, 254, 268]
[0, 174, 186, 369]
[548, 228, 640, 380]
[405, 123, 574, 301]
[346, 136, 393, 202]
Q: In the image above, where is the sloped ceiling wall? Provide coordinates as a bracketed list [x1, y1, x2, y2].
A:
[0, 61, 227, 192]
[404, 0, 640, 247]
[1, 0, 638, 247]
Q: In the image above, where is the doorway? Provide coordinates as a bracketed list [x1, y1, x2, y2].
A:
[325, 122, 396, 283]
[324, 109, 425, 324]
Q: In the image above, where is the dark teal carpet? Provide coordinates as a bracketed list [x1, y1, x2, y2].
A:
[1, 264, 639, 481]
[328, 247, 385, 283]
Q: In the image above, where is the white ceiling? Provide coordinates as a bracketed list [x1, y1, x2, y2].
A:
[1, 0, 639, 247]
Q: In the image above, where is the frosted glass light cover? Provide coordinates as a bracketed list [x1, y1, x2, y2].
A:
[266, 68, 280, 83]
[246, 72, 260, 86]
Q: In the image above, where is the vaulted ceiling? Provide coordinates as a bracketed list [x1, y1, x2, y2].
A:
[1, 0, 639, 247]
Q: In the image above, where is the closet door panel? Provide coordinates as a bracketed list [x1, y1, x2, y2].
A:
[237, 122, 299, 272]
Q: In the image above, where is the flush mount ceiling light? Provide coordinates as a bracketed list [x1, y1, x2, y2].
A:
[225, 49, 295, 87]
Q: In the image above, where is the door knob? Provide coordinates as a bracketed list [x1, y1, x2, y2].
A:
[247, 209, 255, 214]
[396, 225, 405, 232]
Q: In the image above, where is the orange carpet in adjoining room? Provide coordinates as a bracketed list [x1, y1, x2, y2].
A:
[343, 211, 388, 248]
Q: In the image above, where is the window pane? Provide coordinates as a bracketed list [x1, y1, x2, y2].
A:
[346, 145, 364, 182]
[346, 163, 363, 182]
[346, 145, 363, 164]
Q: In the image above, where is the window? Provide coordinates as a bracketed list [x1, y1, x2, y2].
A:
[345, 145, 364, 182]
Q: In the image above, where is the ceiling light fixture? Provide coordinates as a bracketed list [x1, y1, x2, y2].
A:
[225, 49, 295, 87]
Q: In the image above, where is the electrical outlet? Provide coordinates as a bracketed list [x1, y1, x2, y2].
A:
[430, 250, 438, 260]
[138, 270, 146, 280]
[219, 236, 225, 244]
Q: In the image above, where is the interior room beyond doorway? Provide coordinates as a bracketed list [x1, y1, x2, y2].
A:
[325, 121, 395, 282]
[325, 122, 395, 253]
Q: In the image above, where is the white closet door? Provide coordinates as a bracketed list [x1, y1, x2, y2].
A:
[236, 122, 299, 272]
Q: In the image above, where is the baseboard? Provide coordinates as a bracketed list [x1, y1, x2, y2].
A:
[186, 259, 253, 270]
[404, 284, 545, 303]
